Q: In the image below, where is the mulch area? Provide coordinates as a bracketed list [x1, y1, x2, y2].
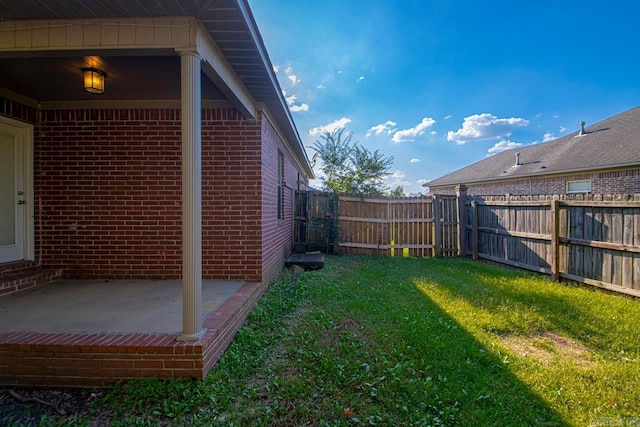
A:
[0, 387, 109, 426]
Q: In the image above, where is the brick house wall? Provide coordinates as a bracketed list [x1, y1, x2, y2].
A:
[429, 168, 640, 196]
[1, 99, 308, 283]
[260, 114, 306, 283]
[36, 109, 184, 279]
[202, 109, 263, 282]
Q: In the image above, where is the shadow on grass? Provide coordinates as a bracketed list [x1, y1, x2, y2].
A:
[304, 255, 570, 426]
[425, 256, 638, 356]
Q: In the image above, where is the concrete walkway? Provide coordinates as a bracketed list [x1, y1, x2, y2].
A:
[0, 279, 244, 334]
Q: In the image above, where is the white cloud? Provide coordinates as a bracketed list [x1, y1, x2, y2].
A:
[386, 170, 411, 188]
[542, 132, 556, 142]
[357, 76, 365, 82]
[487, 140, 522, 154]
[285, 94, 297, 105]
[309, 117, 352, 136]
[417, 179, 429, 185]
[290, 103, 310, 112]
[410, 158, 421, 164]
[392, 117, 436, 143]
[288, 74, 300, 85]
[317, 84, 324, 89]
[284, 93, 310, 113]
[284, 66, 300, 85]
[273, 65, 280, 73]
[447, 113, 529, 145]
[559, 126, 566, 133]
[366, 120, 397, 137]
[444, 114, 453, 120]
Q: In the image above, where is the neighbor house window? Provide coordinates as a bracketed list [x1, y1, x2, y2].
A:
[567, 179, 591, 193]
[277, 151, 284, 219]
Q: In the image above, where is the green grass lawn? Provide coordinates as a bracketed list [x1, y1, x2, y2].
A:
[48, 256, 640, 425]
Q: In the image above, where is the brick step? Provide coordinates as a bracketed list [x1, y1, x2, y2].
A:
[0, 267, 62, 297]
[0, 260, 37, 277]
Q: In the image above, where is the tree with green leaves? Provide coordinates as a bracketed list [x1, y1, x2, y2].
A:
[312, 128, 393, 195]
[389, 186, 405, 198]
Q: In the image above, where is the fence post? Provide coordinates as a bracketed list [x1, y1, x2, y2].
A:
[332, 193, 340, 254]
[456, 185, 468, 257]
[550, 199, 560, 281]
[433, 195, 442, 257]
[472, 200, 479, 261]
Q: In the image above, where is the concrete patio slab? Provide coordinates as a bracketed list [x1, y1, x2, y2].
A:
[0, 279, 244, 334]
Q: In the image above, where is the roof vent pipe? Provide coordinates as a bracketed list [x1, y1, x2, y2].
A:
[579, 121, 586, 136]
[515, 152, 521, 167]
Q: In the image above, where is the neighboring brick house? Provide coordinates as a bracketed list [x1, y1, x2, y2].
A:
[0, 0, 313, 340]
[425, 106, 640, 196]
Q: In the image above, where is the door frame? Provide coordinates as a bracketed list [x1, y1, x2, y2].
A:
[0, 115, 34, 264]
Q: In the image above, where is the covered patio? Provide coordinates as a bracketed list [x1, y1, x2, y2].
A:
[0, 0, 312, 386]
[0, 278, 264, 386]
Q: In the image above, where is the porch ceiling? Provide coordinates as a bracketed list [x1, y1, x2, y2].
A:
[0, 55, 225, 101]
[0, 0, 265, 103]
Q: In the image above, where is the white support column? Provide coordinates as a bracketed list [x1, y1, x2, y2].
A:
[177, 50, 206, 341]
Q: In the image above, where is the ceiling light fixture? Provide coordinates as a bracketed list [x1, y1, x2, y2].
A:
[82, 68, 106, 94]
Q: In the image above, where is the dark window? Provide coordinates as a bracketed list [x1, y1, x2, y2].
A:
[277, 151, 284, 219]
[567, 179, 591, 194]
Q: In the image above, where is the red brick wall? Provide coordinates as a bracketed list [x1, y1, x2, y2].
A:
[36, 109, 183, 279]
[202, 109, 263, 281]
[3, 104, 308, 282]
[430, 168, 640, 196]
[261, 114, 306, 283]
[0, 97, 37, 123]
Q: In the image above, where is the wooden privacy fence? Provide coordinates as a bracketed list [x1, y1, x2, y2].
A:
[294, 190, 640, 297]
[337, 194, 460, 257]
[464, 194, 640, 297]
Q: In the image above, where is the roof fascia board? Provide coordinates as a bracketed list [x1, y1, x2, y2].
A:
[193, 21, 256, 120]
[0, 17, 196, 54]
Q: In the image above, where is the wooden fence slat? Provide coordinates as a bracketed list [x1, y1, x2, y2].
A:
[551, 200, 560, 281]
[634, 208, 640, 290]
[472, 201, 479, 260]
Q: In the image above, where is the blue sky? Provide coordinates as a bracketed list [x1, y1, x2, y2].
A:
[249, 0, 640, 195]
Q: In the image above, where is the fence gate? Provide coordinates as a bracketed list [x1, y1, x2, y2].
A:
[433, 195, 460, 257]
[294, 191, 338, 253]
[338, 195, 438, 257]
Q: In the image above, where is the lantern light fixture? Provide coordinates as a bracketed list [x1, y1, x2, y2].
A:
[82, 67, 106, 94]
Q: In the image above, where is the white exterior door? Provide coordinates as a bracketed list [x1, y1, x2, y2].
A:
[0, 117, 33, 264]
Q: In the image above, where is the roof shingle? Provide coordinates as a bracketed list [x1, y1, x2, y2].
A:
[426, 106, 640, 188]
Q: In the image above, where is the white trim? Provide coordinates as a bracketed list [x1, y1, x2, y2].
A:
[0, 17, 196, 53]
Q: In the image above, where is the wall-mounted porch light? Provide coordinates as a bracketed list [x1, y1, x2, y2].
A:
[82, 68, 106, 94]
